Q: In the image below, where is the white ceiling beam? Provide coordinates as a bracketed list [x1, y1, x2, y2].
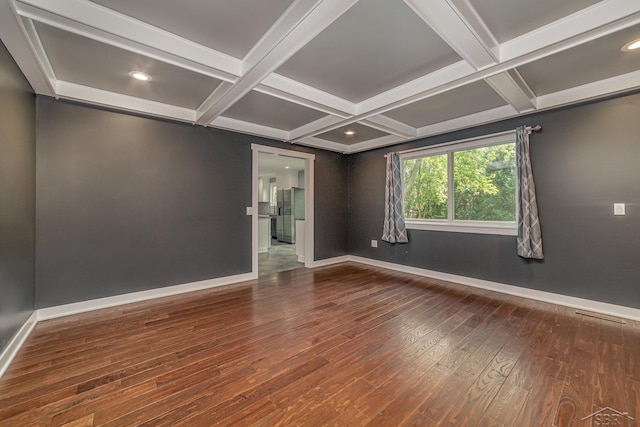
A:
[358, 61, 475, 116]
[404, 0, 497, 70]
[415, 105, 516, 139]
[197, 0, 359, 125]
[293, 5, 640, 144]
[536, 69, 640, 111]
[195, 82, 234, 122]
[288, 61, 475, 141]
[446, 0, 499, 61]
[56, 81, 196, 122]
[15, 0, 241, 81]
[485, 70, 536, 113]
[209, 116, 289, 142]
[289, 115, 344, 141]
[361, 115, 417, 139]
[295, 136, 351, 154]
[258, 73, 355, 117]
[343, 135, 409, 154]
[501, 0, 640, 63]
[0, 0, 54, 95]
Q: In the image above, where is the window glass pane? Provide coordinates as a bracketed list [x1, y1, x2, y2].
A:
[403, 154, 448, 220]
[453, 143, 516, 221]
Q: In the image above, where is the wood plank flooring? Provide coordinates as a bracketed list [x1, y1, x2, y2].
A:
[0, 263, 638, 426]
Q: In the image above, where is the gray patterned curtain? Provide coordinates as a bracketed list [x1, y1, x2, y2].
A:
[516, 126, 543, 259]
[382, 152, 408, 243]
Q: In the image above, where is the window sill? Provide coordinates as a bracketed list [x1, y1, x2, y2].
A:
[405, 220, 517, 236]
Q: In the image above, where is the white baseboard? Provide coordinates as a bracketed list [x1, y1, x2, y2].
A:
[258, 248, 268, 254]
[37, 272, 255, 321]
[2, 257, 638, 382]
[0, 311, 38, 379]
[297, 255, 305, 263]
[310, 255, 350, 268]
[348, 255, 640, 322]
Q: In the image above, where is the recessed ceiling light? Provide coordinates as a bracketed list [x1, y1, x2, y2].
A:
[285, 166, 290, 169]
[129, 71, 151, 81]
[344, 130, 356, 136]
[621, 38, 640, 52]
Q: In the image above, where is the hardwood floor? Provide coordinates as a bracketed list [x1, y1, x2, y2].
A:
[0, 263, 638, 426]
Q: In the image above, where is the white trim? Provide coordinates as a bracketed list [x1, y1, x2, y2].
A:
[289, 116, 345, 141]
[3, 255, 638, 380]
[295, 137, 350, 154]
[500, 0, 640, 63]
[16, 0, 241, 80]
[348, 256, 640, 322]
[37, 272, 255, 321]
[56, 81, 197, 123]
[251, 143, 316, 160]
[258, 73, 355, 117]
[297, 255, 306, 263]
[414, 105, 518, 141]
[404, 0, 497, 69]
[536, 69, 640, 110]
[0, 0, 55, 96]
[251, 144, 315, 277]
[195, 0, 359, 125]
[210, 116, 289, 141]
[0, 311, 38, 379]
[485, 70, 536, 113]
[405, 220, 517, 236]
[361, 115, 417, 139]
[310, 255, 351, 268]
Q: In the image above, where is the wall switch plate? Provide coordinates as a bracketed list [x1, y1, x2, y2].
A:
[371, 240, 378, 248]
[246, 207, 253, 215]
[614, 203, 625, 216]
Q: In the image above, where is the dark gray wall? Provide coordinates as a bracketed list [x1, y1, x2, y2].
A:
[348, 92, 640, 309]
[0, 41, 36, 351]
[36, 98, 348, 308]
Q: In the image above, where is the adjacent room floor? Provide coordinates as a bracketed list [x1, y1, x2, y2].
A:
[0, 263, 638, 426]
[258, 239, 304, 276]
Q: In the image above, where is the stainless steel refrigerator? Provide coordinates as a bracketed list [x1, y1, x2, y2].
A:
[276, 188, 304, 243]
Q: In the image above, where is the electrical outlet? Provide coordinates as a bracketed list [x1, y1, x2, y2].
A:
[614, 203, 625, 216]
[371, 240, 378, 248]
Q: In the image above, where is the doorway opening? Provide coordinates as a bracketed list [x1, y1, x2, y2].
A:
[251, 144, 314, 278]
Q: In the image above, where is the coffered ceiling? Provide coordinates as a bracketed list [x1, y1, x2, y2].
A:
[1, 0, 640, 153]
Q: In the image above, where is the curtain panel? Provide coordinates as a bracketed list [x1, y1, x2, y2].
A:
[516, 126, 544, 259]
[382, 152, 408, 244]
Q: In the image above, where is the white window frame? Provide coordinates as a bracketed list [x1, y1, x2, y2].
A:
[401, 131, 518, 236]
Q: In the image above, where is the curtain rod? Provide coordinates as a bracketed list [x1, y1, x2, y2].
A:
[384, 124, 542, 158]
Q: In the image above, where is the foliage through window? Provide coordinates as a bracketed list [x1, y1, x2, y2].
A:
[402, 134, 517, 234]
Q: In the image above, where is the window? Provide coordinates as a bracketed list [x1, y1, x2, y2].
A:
[402, 133, 517, 235]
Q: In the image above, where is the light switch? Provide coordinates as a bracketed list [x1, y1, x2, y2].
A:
[246, 207, 253, 215]
[614, 203, 625, 216]
[371, 240, 378, 248]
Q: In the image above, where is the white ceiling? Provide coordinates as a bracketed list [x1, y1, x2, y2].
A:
[1, 0, 640, 154]
[258, 152, 305, 177]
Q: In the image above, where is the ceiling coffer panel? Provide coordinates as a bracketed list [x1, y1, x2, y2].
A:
[34, 22, 222, 109]
[90, 0, 295, 59]
[316, 123, 390, 145]
[518, 23, 640, 96]
[275, 0, 461, 103]
[469, 0, 603, 43]
[222, 90, 327, 132]
[385, 81, 508, 128]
